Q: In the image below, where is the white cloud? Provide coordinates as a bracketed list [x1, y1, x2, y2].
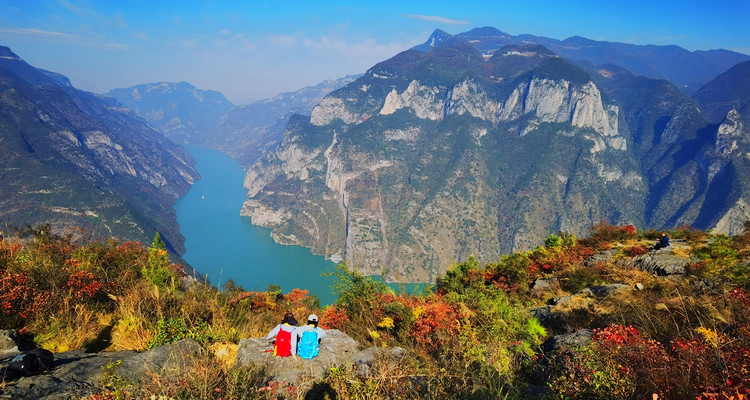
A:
[0, 27, 132, 49]
[299, 33, 408, 60]
[133, 31, 149, 40]
[268, 34, 297, 48]
[113, 13, 127, 29]
[0, 27, 78, 39]
[402, 14, 469, 25]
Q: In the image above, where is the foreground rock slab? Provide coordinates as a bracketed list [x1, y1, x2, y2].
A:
[236, 329, 360, 384]
[0, 339, 201, 400]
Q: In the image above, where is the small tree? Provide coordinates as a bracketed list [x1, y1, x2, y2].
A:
[142, 232, 174, 290]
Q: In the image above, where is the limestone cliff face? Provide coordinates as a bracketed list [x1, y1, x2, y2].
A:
[707, 109, 750, 235]
[241, 43, 649, 282]
[241, 38, 749, 282]
[0, 47, 198, 252]
[373, 77, 620, 139]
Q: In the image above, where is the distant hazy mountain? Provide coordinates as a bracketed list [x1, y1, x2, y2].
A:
[106, 82, 234, 145]
[413, 27, 750, 93]
[209, 75, 361, 167]
[241, 33, 750, 282]
[0, 46, 198, 252]
[693, 60, 750, 124]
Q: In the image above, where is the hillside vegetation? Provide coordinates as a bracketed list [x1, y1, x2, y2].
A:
[1, 223, 749, 399]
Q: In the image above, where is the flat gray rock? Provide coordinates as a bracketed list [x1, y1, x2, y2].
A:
[236, 329, 360, 384]
[0, 339, 201, 400]
[630, 251, 691, 276]
[543, 329, 594, 352]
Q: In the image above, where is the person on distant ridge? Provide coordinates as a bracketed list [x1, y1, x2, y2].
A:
[266, 312, 298, 357]
[653, 232, 671, 250]
[292, 314, 326, 359]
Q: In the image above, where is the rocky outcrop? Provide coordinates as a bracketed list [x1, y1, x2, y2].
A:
[542, 329, 594, 352]
[311, 97, 366, 126]
[0, 46, 199, 253]
[236, 329, 360, 384]
[629, 249, 691, 276]
[373, 77, 621, 142]
[0, 339, 203, 400]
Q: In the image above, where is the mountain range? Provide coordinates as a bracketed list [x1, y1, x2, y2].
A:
[0, 46, 198, 252]
[416, 27, 750, 93]
[106, 82, 234, 146]
[239, 28, 750, 282]
[2, 25, 749, 282]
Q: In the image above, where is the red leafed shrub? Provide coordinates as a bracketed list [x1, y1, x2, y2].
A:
[411, 298, 460, 351]
[674, 328, 750, 397]
[0, 270, 50, 325]
[319, 304, 349, 330]
[526, 245, 595, 278]
[287, 288, 309, 304]
[626, 244, 649, 257]
[585, 222, 639, 248]
[593, 325, 675, 398]
[67, 271, 104, 300]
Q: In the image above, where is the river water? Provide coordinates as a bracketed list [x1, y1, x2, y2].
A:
[174, 146, 338, 305]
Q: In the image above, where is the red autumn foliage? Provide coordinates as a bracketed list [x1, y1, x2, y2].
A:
[0, 270, 50, 323]
[319, 304, 349, 330]
[67, 270, 104, 299]
[287, 288, 309, 304]
[411, 298, 460, 351]
[626, 244, 649, 257]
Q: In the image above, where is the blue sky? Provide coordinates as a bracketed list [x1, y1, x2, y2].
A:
[1, 0, 748, 105]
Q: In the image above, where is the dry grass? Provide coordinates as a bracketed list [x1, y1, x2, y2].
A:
[109, 287, 158, 351]
[34, 304, 108, 352]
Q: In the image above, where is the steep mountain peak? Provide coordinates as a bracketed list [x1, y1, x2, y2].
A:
[0, 45, 21, 60]
[0, 45, 60, 87]
[411, 29, 454, 52]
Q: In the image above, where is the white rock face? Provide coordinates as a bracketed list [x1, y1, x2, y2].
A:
[594, 161, 623, 182]
[716, 109, 744, 157]
[379, 80, 444, 120]
[709, 108, 745, 181]
[714, 198, 750, 235]
[83, 130, 123, 151]
[311, 97, 362, 126]
[504, 79, 620, 138]
[240, 199, 290, 227]
[57, 129, 81, 146]
[376, 77, 621, 143]
[445, 80, 497, 121]
[276, 144, 320, 180]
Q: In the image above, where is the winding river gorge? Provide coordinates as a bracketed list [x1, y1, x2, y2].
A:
[174, 146, 338, 305]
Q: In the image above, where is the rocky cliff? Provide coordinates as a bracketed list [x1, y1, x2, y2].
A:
[241, 42, 654, 282]
[0, 46, 198, 252]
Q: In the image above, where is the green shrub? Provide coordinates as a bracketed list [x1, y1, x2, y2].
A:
[141, 232, 176, 290]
